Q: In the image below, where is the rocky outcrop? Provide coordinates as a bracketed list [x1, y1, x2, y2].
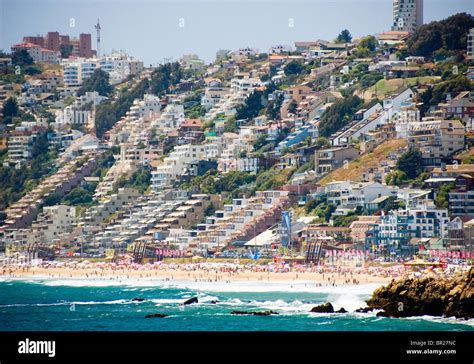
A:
[183, 297, 199, 305]
[365, 268, 473, 319]
[335, 307, 348, 313]
[231, 310, 279, 316]
[132, 298, 145, 302]
[145, 313, 168, 318]
[310, 302, 334, 313]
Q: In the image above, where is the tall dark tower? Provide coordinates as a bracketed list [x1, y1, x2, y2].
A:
[95, 19, 101, 57]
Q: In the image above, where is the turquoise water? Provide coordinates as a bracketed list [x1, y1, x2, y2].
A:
[0, 279, 472, 331]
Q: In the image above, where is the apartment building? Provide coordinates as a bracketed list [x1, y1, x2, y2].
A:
[82, 188, 140, 226]
[11, 42, 59, 64]
[180, 54, 206, 71]
[31, 205, 76, 244]
[23, 31, 94, 58]
[331, 103, 384, 146]
[391, 0, 423, 33]
[230, 76, 261, 95]
[324, 181, 398, 210]
[365, 204, 449, 254]
[314, 145, 360, 175]
[100, 52, 144, 84]
[201, 87, 231, 110]
[127, 94, 162, 121]
[6, 129, 35, 165]
[151, 144, 206, 190]
[407, 119, 465, 166]
[218, 157, 260, 174]
[440, 91, 474, 131]
[62, 58, 99, 87]
[55, 91, 107, 125]
[62, 53, 143, 87]
[394, 97, 420, 138]
[448, 174, 474, 218]
[468, 28, 474, 61]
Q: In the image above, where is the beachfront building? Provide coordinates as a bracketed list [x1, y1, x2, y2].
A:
[81, 188, 141, 226]
[448, 174, 474, 218]
[30, 205, 77, 244]
[365, 204, 449, 255]
[188, 191, 289, 253]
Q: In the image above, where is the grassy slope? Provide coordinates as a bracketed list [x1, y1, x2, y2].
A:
[319, 138, 408, 185]
[360, 76, 441, 100]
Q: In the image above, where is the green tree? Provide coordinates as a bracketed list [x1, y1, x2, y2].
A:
[336, 29, 352, 43]
[435, 183, 455, 208]
[358, 35, 377, 52]
[396, 148, 424, 179]
[236, 90, 264, 120]
[59, 44, 73, 58]
[12, 49, 34, 66]
[77, 69, 113, 97]
[3, 97, 19, 120]
[406, 13, 474, 57]
[385, 170, 408, 186]
[284, 61, 304, 76]
[223, 116, 237, 132]
[314, 137, 331, 149]
[319, 95, 363, 137]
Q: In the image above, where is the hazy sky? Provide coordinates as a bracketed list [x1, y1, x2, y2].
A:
[1, 0, 473, 65]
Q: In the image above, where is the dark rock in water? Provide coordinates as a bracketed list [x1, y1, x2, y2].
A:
[231, 310, 279, 316]
[335, 307, 347, 313]
[253, 310, 279, 316]
[145, 313, 168, 318]
[209, 300, 219, 304]
[366, 267, 473, 319]
[132, 298, 145, 302]
[310, 302, 334, 313]
[355, 307, 374, 313]
[183, 297, 198, 305]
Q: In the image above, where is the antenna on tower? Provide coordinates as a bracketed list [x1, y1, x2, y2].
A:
[95, 19, 101, 57]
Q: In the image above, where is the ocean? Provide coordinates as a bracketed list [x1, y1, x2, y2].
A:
[0, 278, 472, 331]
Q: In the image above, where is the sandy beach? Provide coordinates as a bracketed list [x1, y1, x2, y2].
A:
[0, 262, 423, 286]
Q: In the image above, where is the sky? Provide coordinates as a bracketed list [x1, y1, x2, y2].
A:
[1, 0, 473, 65]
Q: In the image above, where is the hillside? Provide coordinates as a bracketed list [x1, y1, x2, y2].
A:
[319, 139, 408, 185]
[357, 76, 441, 100]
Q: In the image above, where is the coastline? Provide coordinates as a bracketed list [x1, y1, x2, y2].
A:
[0, 266, 398, 287]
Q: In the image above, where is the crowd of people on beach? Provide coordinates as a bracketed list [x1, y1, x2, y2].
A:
[2, 260, 469, 287]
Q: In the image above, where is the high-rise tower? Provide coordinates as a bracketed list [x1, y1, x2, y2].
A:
[392, 0, 423, 33]
[95, 19, 101, 57]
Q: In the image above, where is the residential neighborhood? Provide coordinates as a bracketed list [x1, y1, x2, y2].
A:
[1, 10, 473, 266]
[1, 0, 474, 352]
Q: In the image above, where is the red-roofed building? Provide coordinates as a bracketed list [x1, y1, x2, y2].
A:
[179, 119, 203, 133]
[20, 31, 95, 59]
[11, 42, 59, 64]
